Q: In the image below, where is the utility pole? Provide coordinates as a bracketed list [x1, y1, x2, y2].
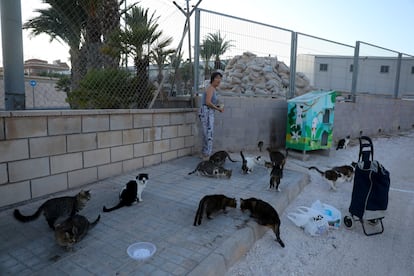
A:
[172, 0, 202, 101]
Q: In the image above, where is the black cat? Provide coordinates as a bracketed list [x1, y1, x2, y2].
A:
[240, 197, 285, 248]
[266, 147, 287, 178]
[193, 194, 237, 226]
[102, 174, 146, 212]
[269, 164, 283, 191]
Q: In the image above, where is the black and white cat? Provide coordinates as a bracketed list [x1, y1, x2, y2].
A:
[308, 166, 345, 190]
[102, 173, 149, 212]
[336, 135, 350, 150]
[240, 151, 262, 174]
[332, 163, 356, 182]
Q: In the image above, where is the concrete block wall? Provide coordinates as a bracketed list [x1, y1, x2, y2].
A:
[0, 109, 197, 208]
[194, 95, 414, 155]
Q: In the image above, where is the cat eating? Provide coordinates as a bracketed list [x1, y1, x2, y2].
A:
[240, 151, 262, 174]
[209, 150, 238, 167]
[55, 214, 100, 251]
[102, 173, 149, 212]
[240, 197, 285, 248]
[193, 194, 237, 226]
[188, 161, 232, 178]
[13, 190, 91, 230]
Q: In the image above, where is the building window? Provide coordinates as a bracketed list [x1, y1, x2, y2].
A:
[380, 65, 389, 73]
[349, 64, 353, 72]
[411, 66, 414, 74]
[319, 64, 328, 71]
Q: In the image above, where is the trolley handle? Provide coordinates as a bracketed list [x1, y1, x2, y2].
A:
[358, 136, 374, 162]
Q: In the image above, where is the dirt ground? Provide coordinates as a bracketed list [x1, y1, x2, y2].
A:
[226, 130, 414, 276]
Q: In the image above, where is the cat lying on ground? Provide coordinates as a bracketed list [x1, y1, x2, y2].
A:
[102, 173, 149, 212]
[240, 197, 285, 248]
[193, 194, 237, 226]
[55, 214, 100, 251]
[13, 190, 91, 230]
[188, 161, 232, 178]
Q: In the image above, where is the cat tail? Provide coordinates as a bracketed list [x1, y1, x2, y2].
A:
[90, 214, 101, 228]
[308, 166, 324, 175]
[240, 151, 246, 162]
[227, 153, 238, 163]
[102, 201, 126, 212]
[193, 198, 205, 226]
[188, 168, 197, 175]
[13, 206, 43, 222]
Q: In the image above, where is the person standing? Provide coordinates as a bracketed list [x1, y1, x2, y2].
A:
[199, 72, 224, 159]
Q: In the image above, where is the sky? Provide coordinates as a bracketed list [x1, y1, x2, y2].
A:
[0, 0, 413, 66]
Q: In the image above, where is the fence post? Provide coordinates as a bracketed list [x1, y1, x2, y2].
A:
[351, 41, 360, 103]
[394, 52, 402, 99]
[194, 9, 201, 99]
[1, 0, 26, 110]
[288, 31, 297, 99]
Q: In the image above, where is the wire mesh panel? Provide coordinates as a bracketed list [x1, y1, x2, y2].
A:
[296, 33, 355, 96]
[194, 9, 295, 98]
[21, 0, 187, 109]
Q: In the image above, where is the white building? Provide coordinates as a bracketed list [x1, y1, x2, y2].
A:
[296, 54, 414, 97]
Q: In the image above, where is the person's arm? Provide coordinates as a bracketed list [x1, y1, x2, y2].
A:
[205, 86, 223, 112]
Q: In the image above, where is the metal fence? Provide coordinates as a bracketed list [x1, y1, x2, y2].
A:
[1, 1, 414, 110]
[194, 8, 414, 102]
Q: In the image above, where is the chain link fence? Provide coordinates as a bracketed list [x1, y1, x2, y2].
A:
[1, 1, 414, 110]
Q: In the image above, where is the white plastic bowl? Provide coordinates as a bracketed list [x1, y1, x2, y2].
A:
[127, 242, 156, 260]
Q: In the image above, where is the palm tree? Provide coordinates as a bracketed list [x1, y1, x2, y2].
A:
[204, 31, 233, 70]
[200, 38, 214, 79]
[151, 36, 175, 85]
[23, 0, 87, 92]
[118, 7, 162, 75]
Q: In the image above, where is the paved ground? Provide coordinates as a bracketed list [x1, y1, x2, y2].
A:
[0, 153, 308, 275]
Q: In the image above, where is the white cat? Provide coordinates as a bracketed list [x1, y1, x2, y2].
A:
[240, 151, 262, 174]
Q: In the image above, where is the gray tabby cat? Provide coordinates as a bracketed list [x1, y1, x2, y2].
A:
[13, 190, 91, 230]
[209, 150, 237, 167]
[55, 214, 100, 250]
[188, 160, 232, 178]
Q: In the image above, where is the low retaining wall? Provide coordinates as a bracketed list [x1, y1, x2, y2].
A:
[1, 94, 413, 208]
[194, 95, 414, 153]
[0, 109, 197, 208]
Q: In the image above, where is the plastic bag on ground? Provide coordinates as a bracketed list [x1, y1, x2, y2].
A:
[310, 200, 342, 229]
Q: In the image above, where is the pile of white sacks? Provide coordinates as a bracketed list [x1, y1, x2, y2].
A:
[218, 51, 313, 97]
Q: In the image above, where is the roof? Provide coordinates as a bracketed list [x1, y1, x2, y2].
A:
[287, 90, 336, 103]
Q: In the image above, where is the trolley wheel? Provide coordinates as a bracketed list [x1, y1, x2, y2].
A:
[367, 219, 379, 226]
[343, 216, 353, 229]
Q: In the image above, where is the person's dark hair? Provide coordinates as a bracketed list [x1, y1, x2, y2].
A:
[210, 72, 223, 83]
